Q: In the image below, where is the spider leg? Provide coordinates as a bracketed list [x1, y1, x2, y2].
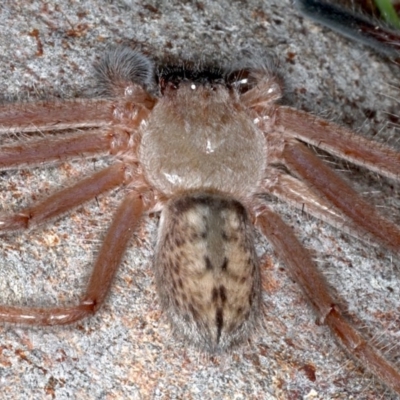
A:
[0, 163, 128, 231]
[263, 167, 373, 243]
[0, 99, 115, 133]
[0, 191, 144, 325]
[273, 106, 400, 181]
[0, 127, 132, 169]
[254, 201, 400, 395]
[0, 96, 153, 133]
[270, 137, 400, 255]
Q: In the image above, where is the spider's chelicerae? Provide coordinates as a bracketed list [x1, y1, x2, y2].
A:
[0, 46, 400, 394]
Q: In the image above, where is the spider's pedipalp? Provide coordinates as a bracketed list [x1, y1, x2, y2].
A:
[94, 46, 156, 98]
[225, 54, 283, 108]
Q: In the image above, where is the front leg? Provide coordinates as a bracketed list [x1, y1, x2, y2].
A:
[0, 99, 116, 133]
[273, 106, 400, 181]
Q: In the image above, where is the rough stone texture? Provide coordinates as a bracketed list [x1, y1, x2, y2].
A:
[0, 1, 399, 399]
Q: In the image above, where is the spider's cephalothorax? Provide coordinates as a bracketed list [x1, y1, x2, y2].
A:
[1, 46, 400, 393]
[139, 59, 268, 200]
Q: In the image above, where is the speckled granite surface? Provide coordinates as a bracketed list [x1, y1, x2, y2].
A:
[0, 1, 399, 399]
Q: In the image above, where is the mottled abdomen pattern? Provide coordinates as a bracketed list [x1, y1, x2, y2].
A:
[154, 192, 261, 352]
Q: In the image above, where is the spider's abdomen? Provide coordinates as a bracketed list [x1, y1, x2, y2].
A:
[139, 83, 266, 199]
[154, 192, 261, 351]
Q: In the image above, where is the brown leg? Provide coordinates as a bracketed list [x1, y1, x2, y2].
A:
[254, 201, 400, 395]
[263, 167, 376, 244]
[278, 139, 400, 255]
[0, 192, 144, 325]
[0, 97, 152, 133]
[273, 106, 400, 181]
[83, 192, 144, 311]
[0, 127, 131, 169]
[0, 163, 128, 231]
[0, 99, 116, 133]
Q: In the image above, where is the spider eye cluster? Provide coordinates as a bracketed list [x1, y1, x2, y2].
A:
[157, 64, 259, 95]
[158, 65, 226, 93]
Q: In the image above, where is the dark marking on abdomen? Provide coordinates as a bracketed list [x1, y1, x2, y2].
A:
[216, 307, 224, 343]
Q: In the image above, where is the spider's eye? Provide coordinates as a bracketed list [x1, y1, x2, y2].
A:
[159, 77, 179, 94]
[226, 69, 257, 94]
